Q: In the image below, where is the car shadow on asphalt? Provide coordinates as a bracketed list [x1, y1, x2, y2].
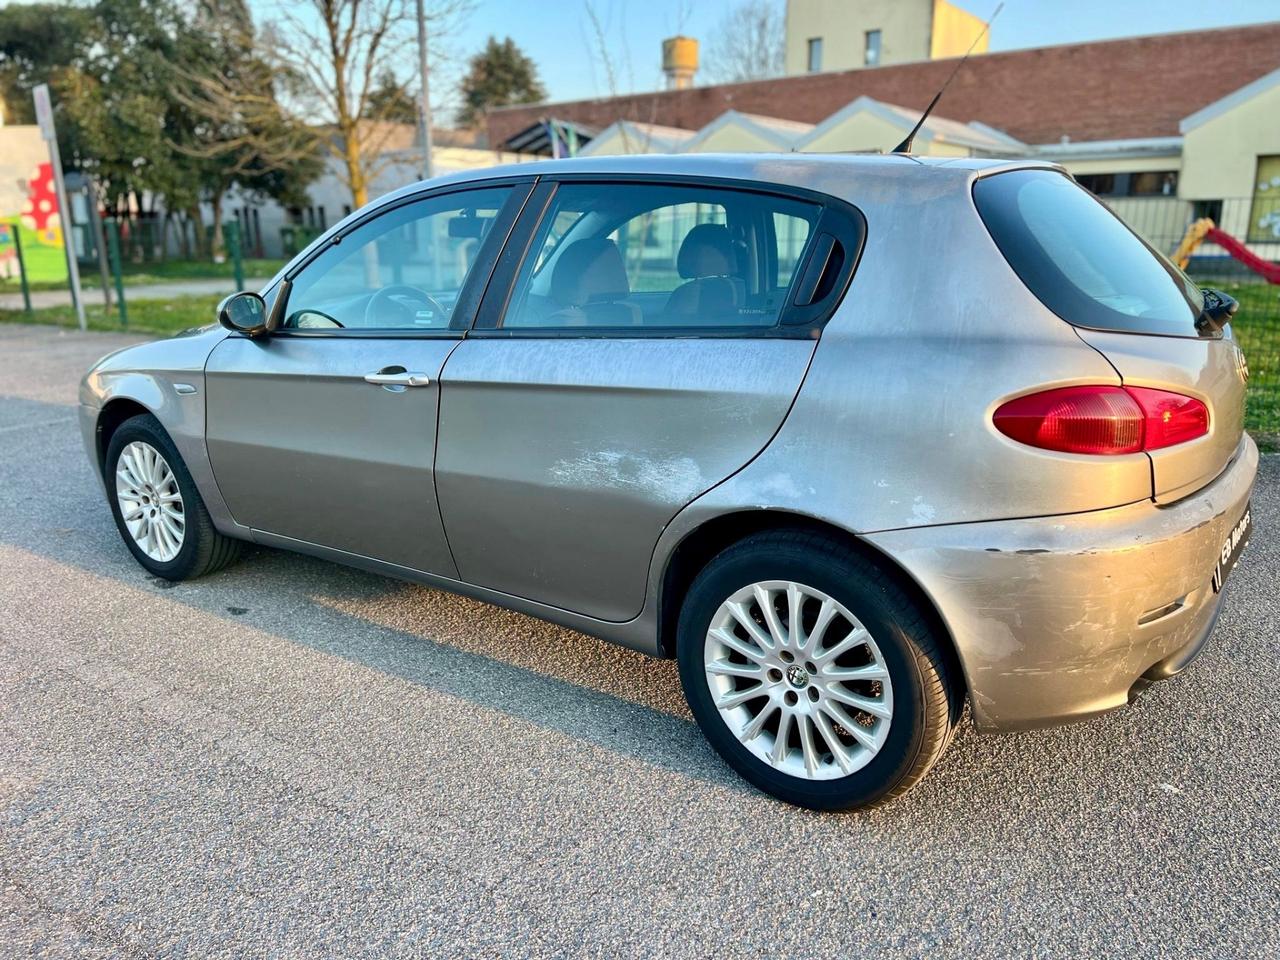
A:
[6, 398, 755, 794]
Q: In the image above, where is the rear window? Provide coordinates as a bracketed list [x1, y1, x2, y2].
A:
[973, 169, 1204, 337]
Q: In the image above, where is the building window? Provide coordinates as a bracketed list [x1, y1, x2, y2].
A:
[1128, 171, 1178, 196]
[1074, 172, 1177, 198]
[1248, 155, 1280, 242]
[1192, 199, 1223, 223]
[806, 37, 823, 73]
[1075, 173, 1117, 196]
[865, 30, 882, 67]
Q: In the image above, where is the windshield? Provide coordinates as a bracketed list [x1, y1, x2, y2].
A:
[973, 169, 1206, 337]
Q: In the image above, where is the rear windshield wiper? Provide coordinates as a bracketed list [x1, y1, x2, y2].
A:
[1195, 287, 1238, 335]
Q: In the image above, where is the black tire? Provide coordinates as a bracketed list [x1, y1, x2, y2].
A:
[676, 530, 961, 811]
[104, 413, 241, 581]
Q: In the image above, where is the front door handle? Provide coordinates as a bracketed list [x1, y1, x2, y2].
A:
[364, 369, 432, 388]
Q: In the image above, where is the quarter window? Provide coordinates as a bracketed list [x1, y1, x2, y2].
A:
[497, 182, 820, 331]
[282, 186, 512, 331]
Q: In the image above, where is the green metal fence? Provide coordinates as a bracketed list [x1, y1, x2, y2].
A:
[1105, 196, 1280, 447]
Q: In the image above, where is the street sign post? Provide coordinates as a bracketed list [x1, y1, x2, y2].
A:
[33, 83, 86, 331]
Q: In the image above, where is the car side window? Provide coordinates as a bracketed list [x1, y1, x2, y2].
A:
[282, 186, 512, 331]
[499, 182, 820, 331]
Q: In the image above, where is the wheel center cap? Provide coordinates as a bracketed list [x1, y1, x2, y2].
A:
[785, 664, 809, 689]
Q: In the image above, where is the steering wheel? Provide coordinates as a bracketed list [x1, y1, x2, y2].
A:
[364, 284, 449, 328]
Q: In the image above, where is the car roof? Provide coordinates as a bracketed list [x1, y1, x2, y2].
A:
[265, 152, 1061, 291]
[376, 152, 1061, 210]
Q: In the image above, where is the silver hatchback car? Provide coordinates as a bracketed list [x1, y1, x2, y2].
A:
[81, 155, 1257, 809]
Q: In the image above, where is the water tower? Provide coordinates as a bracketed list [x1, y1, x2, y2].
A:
[662, 36, 699, 90]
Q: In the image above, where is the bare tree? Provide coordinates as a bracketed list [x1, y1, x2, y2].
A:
[264, 0, 473, 208]
[169, 1, 323, 258]
[582, 0, 661, 155]
[702, 0, 785, 85]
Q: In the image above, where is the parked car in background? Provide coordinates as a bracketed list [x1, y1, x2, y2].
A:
[80, 154, 1256, 809]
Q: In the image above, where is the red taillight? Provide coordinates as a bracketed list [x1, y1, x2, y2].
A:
[993, 385, 1208, 455]
[1125, 386, 1210, 450]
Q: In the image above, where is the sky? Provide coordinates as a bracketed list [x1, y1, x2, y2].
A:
[446, 0, 1280, 106]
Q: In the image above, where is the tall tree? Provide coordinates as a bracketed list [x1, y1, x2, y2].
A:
[0, 3, 94, 124]
[363, 69, 419, 124]
[265, 0, 473, 208]
[55, 0, 193, 216]
[457, 36, 545, 128]
[702, 0, 785, 84]
[175, 0, 323, 255]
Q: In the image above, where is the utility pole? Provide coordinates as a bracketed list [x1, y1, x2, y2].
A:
[415, 0, 434, 181]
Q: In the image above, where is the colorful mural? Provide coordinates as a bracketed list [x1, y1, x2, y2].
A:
[0, 125, 68, 285]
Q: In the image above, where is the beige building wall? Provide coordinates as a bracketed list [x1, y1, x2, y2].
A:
[578, 124, 694, 156]
[1055, 154, 1183, 177]
[785, 0, 931, 73]
[1178, 75, 1280, 251]
[579, 128, 637, 156]
[784, 0, 984, 74]
[799, 112, 968, 155]
[683, 125, 791, 153]
[1180, 79, 1280, 200]
[929, 0, 988, 59]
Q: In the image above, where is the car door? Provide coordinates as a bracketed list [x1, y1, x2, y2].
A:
[434, 177, 863, 621]
[205, 181, 528, 576]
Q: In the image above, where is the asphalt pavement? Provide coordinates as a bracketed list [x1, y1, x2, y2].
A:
[1, 323, 1277, 959]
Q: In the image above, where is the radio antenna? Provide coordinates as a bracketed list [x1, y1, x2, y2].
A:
[892, 2, 1003, 154]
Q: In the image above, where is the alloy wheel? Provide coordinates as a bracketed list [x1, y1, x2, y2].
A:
[703, 580, 893, 781]
[115, 441, 186, 562]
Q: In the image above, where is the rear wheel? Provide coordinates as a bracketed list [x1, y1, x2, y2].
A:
[105, 414, 241, 580]
[677, 530, 960, 810]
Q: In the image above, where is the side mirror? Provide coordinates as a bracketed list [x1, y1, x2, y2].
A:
[218, 291, 272, 337]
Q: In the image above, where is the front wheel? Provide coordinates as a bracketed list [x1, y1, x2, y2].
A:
[677, 530, 960, 810]
[105, 414, 241, 580]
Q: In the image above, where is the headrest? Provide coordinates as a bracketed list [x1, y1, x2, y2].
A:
[677, 223, 736, 279]
[550, 238, 630, 306]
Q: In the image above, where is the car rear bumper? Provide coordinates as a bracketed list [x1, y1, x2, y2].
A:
[865, 434, 1259, 732]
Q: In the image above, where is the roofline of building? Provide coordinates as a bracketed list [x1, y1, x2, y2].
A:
[789, 95, 1021, 151]
[1179, 65, 1280, 133]
[679, 109, 811, 151]
[488, 20, 1280, 118]
[1029, 135, 1184, 160]
[576, 119, 696, 156]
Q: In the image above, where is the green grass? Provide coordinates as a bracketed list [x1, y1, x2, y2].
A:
[0, 223, 68, 286]
[0, 257, 285, 293]
[0, 294, 223, 337]
[1202, 279, 1280, 449]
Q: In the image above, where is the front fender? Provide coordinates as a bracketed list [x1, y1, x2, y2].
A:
[79, 325, 247, 538]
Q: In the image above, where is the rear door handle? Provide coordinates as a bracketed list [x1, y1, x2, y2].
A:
[364, 370, 432, 387]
